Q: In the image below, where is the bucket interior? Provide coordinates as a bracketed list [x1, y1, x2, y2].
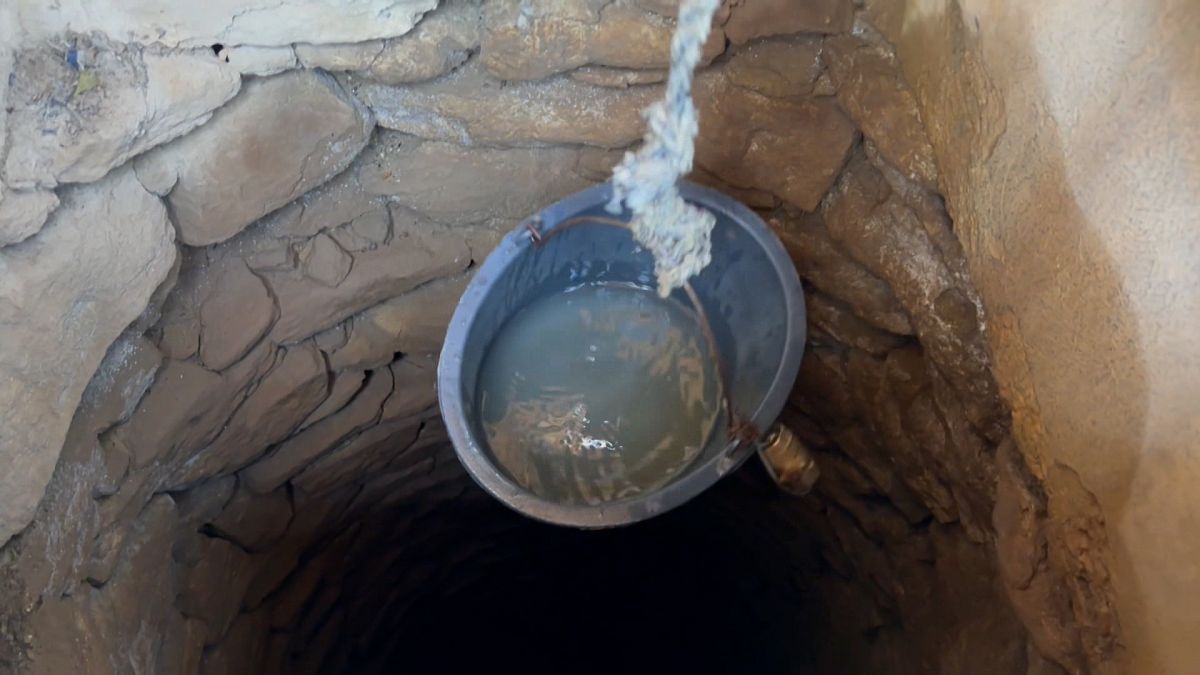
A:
[452, 185, 802, 512]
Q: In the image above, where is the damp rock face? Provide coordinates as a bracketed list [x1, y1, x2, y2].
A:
[0, 1, 1127, 674]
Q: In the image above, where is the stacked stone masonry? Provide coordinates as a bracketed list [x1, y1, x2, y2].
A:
[0, 1, 1120, 674]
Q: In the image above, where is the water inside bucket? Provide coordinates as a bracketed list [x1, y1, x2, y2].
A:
[476, 281, 723, 505]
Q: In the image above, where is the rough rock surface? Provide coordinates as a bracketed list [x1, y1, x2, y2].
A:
[330, 208, 392, 252]
[254, 164, 383, 241]
[139, 70, 373, 246]
[24, 496, 188, 672]
[105, 347, 273, 484]
[154, 254, 207, 361]
[300, 371, 367, 430]
[351, 62, 657, 148]
[240, 367, 395, 494]
[299, 234, 354, 288]
[223, 46, 299, 76]
[211, 483, 294, 552]
[723, 0, 853, 44]
[176, 535, 257, 642]
[822, 153, 1002, 438]
[262, 220, 468, 345]
[296, 0, 481, 85]
[480, 0, 725, 80]
[0, 188, 58, 246]
[695, 71, 856, 210]
[769, 208, 913, 334]
[824, 36, 938, 189]
[870, 4, 1192, 667]
[570, 66, 668, 87]
[0, 168, 176, 546]
[356, 41, 857, 209]
[291, 408, 429, 497]
[17, 0, 439, 48]
[721, 37, 823, 98]
[172, 343, 330, 488]
[79, 335, 165, 439]
[198, 259, 278, 371]
[806, 291, 907, 356]
[358, 134, 595, 223]
[3, 37, 241, 190]
[329, 274, 471, 370]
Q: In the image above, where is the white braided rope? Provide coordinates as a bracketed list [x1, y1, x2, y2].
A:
[606, 0, 721, 297]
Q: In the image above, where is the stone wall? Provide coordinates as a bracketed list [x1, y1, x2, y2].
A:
[0, 1, 1133, 673]
[858, 1, 1199, 672]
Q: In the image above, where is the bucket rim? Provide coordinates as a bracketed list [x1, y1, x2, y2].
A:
[437, 181, 805, 528]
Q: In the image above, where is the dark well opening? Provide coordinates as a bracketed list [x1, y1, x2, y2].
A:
[247, 399, 1039, 675]
[287, 466, 825, 675]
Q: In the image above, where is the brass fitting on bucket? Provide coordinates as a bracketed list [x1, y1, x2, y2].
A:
[757, 425, 820, 496]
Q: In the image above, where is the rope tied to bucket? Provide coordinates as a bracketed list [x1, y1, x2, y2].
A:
[606, 0, 722, 298]
[525, 1, 758, 441]
[528, 0, 761, 445]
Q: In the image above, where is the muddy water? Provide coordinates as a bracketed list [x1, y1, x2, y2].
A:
[477, 282, 722, 505]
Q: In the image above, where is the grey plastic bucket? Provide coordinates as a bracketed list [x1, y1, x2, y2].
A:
[437, 181, 805, 528]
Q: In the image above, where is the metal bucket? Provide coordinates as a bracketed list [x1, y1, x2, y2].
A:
[437, 182, 806, 527]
